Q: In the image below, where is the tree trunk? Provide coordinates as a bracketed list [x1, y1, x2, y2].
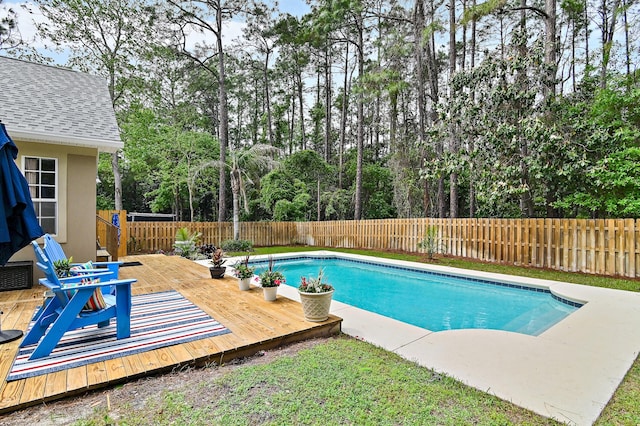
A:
[112, 152, 122, 210]
[217, 8, 228, 222]
[296, 72, 305, 150]
[469, 0, 477, 218]
[354, 17, 365, 220]
[230, 169, 240, 240]
[324, 43, 332, 161]
[264, 51, 274, 145]
[448, 0, 458, 218]
[413, 0, 430, 216]
[544, 0, 557, 99]
[339, 43, 350, 190]
[599, 0, 621, 88]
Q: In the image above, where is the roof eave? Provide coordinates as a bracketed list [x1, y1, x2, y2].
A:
[8, 128, 123, 153]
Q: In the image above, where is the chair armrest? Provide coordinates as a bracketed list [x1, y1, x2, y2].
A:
[53, 278, 136, 292]
[92, 261, 123, 267]
[57, 271, 114, 283]
[70, 268, 112, 275]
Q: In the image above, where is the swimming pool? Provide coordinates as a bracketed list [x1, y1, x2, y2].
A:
[252, 256, 581, 336]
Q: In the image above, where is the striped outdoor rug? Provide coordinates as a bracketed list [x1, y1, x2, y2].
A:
[7, 290, 231, 381]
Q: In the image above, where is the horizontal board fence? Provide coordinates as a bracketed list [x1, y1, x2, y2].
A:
[124, 218, 640, 278]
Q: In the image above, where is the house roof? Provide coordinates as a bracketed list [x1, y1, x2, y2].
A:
[0, 56, 123, 153]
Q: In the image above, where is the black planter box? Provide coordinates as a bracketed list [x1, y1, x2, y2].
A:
[0, 261, 33, 291]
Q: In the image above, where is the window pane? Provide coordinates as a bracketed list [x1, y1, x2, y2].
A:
[40, 202, 56, 217]
[25, 158, 38, 170]
[41, 159, 55, 172]
[41, 218, 56, 234]
[41, 186, 55, 199]
[29, 187, 38, 198]
[25, 171, 38, 184]
[41, 172, 55, 185]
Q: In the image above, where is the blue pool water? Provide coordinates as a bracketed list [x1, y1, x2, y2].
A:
[253, 256, 581, 336]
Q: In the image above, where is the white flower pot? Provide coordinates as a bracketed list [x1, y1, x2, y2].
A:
[238, 277, 251, 291]
[263, 286, 278, 301]
[298, 290, 334, 322]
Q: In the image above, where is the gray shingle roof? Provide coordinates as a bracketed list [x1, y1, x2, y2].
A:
[0, 56, 122, 152]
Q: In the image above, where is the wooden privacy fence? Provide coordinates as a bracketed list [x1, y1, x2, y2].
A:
[124, 217, 640, 278]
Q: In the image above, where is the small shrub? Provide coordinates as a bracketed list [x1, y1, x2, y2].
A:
[197, 244, 216, 258]
[221, 239, 254, 253]
[173, 227, 201, 259]
[417, 225, 445, 260]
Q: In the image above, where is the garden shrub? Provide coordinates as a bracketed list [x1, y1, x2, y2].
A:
[221, 239, 254, 253]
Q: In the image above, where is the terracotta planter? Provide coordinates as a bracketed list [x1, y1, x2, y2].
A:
[263, 286, 278, 301]
[298, 290, 334, 322]
[209, 267, 226, 279]
[238, 277, 251, 291]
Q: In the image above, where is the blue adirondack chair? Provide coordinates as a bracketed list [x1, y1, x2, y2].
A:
[42, 234, 122, 280]
[22, 242, 136, 360]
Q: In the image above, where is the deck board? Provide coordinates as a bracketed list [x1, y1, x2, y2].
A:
[0, 254, 341, 414]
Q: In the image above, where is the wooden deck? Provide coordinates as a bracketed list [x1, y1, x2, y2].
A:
[0, 254, 342, 414]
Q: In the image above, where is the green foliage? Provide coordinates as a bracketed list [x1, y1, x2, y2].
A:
[282, 150, 334, 187]
[173, 227, 201, 259]
[260, 168, 311, 221]
[258, 257, 285, 287]
[273, 191, 311, 221]
[232, 255, 255, 279]
[220, 239, 254, 253]
[209, 248, 226, 268]
[551, 78, 640, 217]
[417, 226, 444, 260]
[298, 268, 334, 293]
[53, 257, 73, 278]
[323, 189, 352, 220]
[557, 148, 640, 217]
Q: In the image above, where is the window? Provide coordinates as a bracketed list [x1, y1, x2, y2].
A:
[23, 157, 57, 234]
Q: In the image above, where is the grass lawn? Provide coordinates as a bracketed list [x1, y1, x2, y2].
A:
[73, 246, 638, 425]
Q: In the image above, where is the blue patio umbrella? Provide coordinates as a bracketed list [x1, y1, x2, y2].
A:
[0, 122, 44, 266]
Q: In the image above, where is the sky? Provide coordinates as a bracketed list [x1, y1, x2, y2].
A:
[1, 0, 311, 65]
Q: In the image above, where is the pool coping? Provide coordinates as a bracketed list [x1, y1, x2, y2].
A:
[204, 251, 640, 425]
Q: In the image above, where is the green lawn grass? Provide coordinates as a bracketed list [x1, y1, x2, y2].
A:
[75, 246, 638, 425]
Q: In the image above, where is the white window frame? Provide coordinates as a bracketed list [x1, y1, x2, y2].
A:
[22, 156, 59, 235]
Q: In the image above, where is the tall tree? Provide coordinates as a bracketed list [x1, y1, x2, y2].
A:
[36, 0, 156, 210]
[165, 0, 248, 222]
[225, 144, 280, 239]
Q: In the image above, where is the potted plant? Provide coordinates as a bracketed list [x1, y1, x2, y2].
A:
[53, 257, 73, 278]
[209, 248, 227, 278]
[232, 255, 255, 290]
[298, 268, 334, 322]
[258, 257, 285, 301]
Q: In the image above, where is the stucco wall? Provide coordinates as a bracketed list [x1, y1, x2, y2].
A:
[8, 140, 98, 284]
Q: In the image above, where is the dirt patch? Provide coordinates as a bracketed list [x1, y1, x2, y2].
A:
[0, 338, 327, 426]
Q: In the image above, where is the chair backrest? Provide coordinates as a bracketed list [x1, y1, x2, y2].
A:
[31, 241, 63, 288]
[42, 234, 67, 264]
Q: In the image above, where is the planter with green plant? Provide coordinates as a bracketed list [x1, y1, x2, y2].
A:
[53, 257, 73, 278]
[209, 248, 227, 278]
[232, 255, 255, 290]
[298, 268, 334, 322]
[258, 257, 284, 301]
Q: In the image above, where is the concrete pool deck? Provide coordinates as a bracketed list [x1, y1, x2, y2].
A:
[219, 251, 640, 425]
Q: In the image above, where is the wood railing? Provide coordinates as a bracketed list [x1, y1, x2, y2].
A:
[96, 210, 127, 259]
[124, 217, 640, 278]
